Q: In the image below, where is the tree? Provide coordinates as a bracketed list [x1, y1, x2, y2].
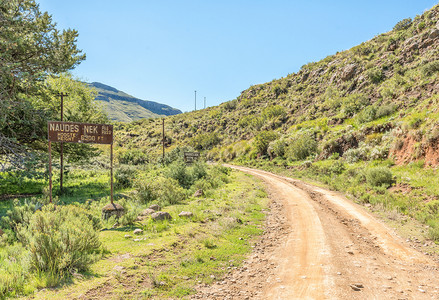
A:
[0, 0, 86, 171]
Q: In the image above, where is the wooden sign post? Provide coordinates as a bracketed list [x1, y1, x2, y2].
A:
[48, 121, 114, 203]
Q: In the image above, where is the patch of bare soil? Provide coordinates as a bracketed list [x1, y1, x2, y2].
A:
[192, 166, 439, 299]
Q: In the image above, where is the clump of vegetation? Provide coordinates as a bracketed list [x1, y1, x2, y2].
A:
[365, 167, 394, 188]
[287, 133, 317, 161]
[253, 131, 278, 156]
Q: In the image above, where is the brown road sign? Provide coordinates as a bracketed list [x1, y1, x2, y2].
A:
[184, 151, 200, 163]
[48, 121, 113, 144]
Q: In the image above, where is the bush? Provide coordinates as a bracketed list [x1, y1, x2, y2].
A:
[268, 138, 287, 158]
[365, 167, 393, 188]
[328, 160, 345, 175]
[163, 146, 195, 165]
[393, 18, 412, 31]
[287, 133, 317, 161]
[191, 133, 220, 150]
[17, 204, 101, 279]
[154, 177, 186, 206]
[253, 131, 278, 156]
[1, 199, 36, 242]
[0, 243, 31, 298]
[366, 67, 384, 84]
[262, 105, 286, 120]
[190, 160, 207, 181]
[166, 159, 193, 189]
[341, 94, 370, 117]
[118, 149, 148, 165]
[114, 165, 137, 189]
[422, 60, 439, 77]
[135, 175, 186, 206]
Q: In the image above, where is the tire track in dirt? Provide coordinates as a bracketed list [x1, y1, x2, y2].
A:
[192, 165, 439, 299]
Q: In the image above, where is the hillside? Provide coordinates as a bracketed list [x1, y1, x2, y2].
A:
[112, 4, 439, 241]
[115, 5, 439, 166]
[90, 82, 182, 122]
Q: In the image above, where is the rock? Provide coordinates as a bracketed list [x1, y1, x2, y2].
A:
[193, 189, 204, 197]
[124, 234, 132, 239]
[151, 211, 172, 221]
[179, 211, 194, 218]
[340, 64, 357, 81]
[113, 265, 125, 272]
[430, 28, 439, 39]
[149, 204, 161, 211]
[350, 283, 364, 291]
[133, 228, 143, 235]
[101, 203, 125, 219]
[139, 208, 156, 216]
[387, 41, 398, 51]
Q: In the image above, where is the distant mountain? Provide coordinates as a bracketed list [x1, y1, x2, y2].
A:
[90, 82, 182, 122]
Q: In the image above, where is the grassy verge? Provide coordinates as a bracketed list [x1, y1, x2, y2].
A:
[2, 168, 268, 299]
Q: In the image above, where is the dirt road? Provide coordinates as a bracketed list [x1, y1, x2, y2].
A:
[192, 165, 439, 299]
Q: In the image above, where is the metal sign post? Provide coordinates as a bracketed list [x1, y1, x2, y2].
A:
[47, 121, 113, 203]
[58, 92, 68, 193]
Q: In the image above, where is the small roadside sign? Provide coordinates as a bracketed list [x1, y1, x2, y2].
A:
[184, 151, 200, 163]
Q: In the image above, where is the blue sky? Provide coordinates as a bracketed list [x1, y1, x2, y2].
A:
[38, 0, 438, 112]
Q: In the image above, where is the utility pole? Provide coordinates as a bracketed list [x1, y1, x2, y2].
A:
[204, 97, 206, 109]
[162, 118, 165, 161]
[58, 92, 68, 194]
[194, 90, 197, 111]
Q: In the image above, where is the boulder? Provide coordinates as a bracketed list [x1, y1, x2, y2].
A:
[139, 208, 156, 216]
[151, 211, 172, 221]
[133, 228, 143, 235]
[148, 204, 161, 211]
[178, 211, 193, 218]
[193, 189, 204, 197]
[101, 203, 125, 219]
[432, 28, 439, 39]
[340, 64, 357, 81]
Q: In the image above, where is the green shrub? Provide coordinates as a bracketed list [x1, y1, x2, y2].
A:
[191, 133, 220, 150]
[375, 103, 396, 119]
[1, 199, 36, 242]
[366, 67, 384, 84]
[328, 160, 345, 174]
[135, 175, 186, 206]
[118, 149, 148, 165]
[253, 131, 278, 156]
[163, 146, 196, 165]
[268, 138, 287, 158]
[393, 18, 412, 31]
[0, 243, 31, 298]
[190, 161, 208, 181]
[341, 94, 370, 117]
[262, 105, 286, 120]
[287, 133, 317, 161]
[422, 60, 439, 77]
[17, 204, 102, 279]
[357, 106, 377, 123]
[365, 167, 393, 188]
[166, 159, 193, 189]
[154, 177, 186, 206]
[114, 165, 137, 189]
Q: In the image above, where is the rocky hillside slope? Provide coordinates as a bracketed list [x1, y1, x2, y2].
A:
[115, 4, 439, 166]
[91, 82, 182, 122]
